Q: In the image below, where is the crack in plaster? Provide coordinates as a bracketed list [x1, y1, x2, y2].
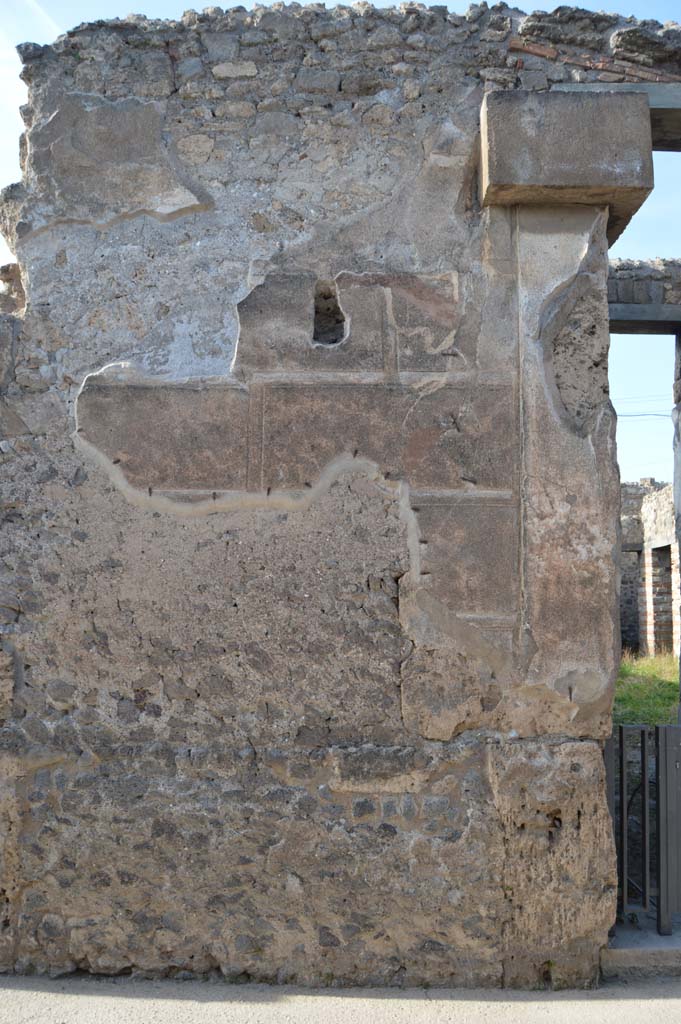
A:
[15, 200, 214, 244]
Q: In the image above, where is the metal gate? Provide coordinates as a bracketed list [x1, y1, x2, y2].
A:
[605, 725, 681, 934]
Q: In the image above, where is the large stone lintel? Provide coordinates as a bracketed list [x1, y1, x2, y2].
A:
[480, 90, 653, 245]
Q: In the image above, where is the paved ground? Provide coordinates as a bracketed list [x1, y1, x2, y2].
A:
[610, 910, 681, 950]
[1, 975, 681, 1024]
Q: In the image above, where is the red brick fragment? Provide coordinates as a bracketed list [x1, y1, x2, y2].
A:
[632, 65, 681, 82]
[559, 54, 594, 68]
[508, 37, 557, 60]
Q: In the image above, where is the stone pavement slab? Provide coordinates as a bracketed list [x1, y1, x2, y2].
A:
[1, 976, 681, 1024]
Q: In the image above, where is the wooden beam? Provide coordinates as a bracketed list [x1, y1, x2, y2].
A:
[609, 303, 681, 334]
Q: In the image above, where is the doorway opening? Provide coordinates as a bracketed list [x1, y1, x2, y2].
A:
[606, 149, 681, 941]
[608, 148, 680, 725]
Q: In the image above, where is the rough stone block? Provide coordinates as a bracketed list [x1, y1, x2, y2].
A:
[212, 61, 257, 78]
[0, 647, 13, 723]
[480, 90, 653, 243]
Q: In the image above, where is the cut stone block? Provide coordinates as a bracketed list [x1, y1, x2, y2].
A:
[337, 272, 464, 373]
[236, 272, 463, 375]
[236, 272, 384, 375]
[257, 382, 517, 492]
[480, 90, 653, 244]
[415, 497, 519, 616]
[77, 379, 250, 491]
[77, 379, 516, 496]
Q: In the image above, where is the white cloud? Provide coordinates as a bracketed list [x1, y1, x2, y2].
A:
[0, 0, 64, 261]
[20, 0, 63, 40]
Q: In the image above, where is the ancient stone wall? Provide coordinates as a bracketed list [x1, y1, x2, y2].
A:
[620, 547, 641, 650]
[619, 480, 680, 657]
[620, 480, 651, 652]
[609, 260, 681, 308]
[639, 483, 680, 656]
[0, 2, 671, 989]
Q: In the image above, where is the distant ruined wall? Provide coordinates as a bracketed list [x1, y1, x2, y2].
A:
[609, 260, 681, 308]
[619, 481, 680, 657]
[620, 480, 650, 652]
[0, 1, 671, 989]
[639, 483, 680, 657]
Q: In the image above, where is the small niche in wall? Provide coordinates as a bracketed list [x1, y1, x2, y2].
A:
[313, 279, 346, 346]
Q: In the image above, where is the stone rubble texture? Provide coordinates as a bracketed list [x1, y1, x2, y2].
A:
[0, 0, 676, 990]
[609, 259, 681, 309]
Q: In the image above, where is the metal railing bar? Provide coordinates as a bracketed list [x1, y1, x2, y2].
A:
[642, 726, 650, 911]
[605, 723, 681, 933]
[619, 725, 628, 913]
[656, 726, 673, 935]
[669, 729, 681, 920]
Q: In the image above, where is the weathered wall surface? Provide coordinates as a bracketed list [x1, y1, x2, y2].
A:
[0, 1, 670, 988]
[641, 481, 676, 548]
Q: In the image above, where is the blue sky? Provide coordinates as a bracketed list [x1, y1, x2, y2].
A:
[1, 0, 679, 481]
[609, 152, 677, 484]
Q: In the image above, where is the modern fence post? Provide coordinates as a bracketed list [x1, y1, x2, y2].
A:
[619, 725, 628, 912]
[656, 725, 681, 935]
[641, 727, 650, 911]
[604, 734, 616, 936]
[604, 735, 615, 831]
[607, 724, 681, 935]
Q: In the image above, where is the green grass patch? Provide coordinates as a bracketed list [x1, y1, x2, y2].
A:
[614, 651, 679, 726]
